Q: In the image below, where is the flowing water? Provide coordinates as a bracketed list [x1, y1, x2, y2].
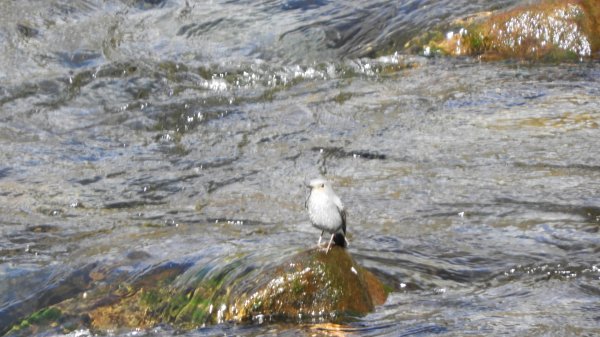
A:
[1, 0, 600, 336]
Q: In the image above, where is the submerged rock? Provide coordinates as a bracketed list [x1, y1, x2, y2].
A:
[408, 0, 600, 61]
[5, 247, 388, 335]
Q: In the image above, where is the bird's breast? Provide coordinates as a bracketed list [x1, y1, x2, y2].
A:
[307, 192, 343, 232]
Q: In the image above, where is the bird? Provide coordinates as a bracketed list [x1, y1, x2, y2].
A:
[305, 178, 348, 253]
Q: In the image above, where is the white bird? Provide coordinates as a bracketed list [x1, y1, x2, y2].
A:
[305, 178, 347, 253]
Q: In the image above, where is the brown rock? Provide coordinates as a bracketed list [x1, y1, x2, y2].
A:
[227, 246, 387, 322]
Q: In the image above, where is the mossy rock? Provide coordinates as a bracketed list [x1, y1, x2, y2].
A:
[4, 247, 388, 334]
[5, 308, 64, 336]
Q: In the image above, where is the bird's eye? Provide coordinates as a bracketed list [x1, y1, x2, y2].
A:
[321, 184, 325, 188]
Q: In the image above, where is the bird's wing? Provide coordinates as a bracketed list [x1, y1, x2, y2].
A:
[332, 194, 344, 211]
[340, 208, 347, 235]
[332, 194, 346, 234]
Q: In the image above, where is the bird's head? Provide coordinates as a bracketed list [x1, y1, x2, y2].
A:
[307, 178, 329, 191]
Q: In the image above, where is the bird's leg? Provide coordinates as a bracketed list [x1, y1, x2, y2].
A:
[317, 230, 324, 247]
[325, 233, 335, 253]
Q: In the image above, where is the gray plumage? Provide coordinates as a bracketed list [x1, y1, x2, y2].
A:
[305, 178, 347, 252]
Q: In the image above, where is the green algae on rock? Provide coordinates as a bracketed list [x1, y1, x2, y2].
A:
[4, 248, 388, 335]
[5, 308, 63, 336]
[414, 0, 600, 61]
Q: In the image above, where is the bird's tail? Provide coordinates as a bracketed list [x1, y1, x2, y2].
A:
[333, 233, 347, 248]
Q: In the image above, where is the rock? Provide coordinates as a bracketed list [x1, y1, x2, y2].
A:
[4, 247, 388, 335]
[4, 308, 62, 336]
[226, 246, 387, 323]
[409, 0, 600, 61]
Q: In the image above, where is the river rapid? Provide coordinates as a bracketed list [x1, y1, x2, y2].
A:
[1, 0, 599, 336]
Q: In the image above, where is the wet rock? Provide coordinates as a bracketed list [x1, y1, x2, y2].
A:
[409, 0, 600, 61]
[4, 247, 388, 335]
[4, 308, 63, 336]
[226, 247, 387, 323]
